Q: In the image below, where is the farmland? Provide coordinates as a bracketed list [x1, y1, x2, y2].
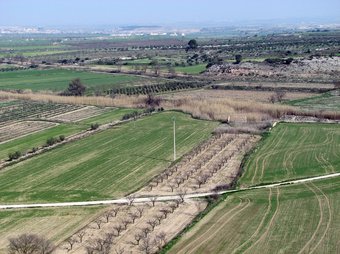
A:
[0, 112, 218, 203]
[0, 206, 102, 253]
[169, 177, 340, 254]
[0, 69, 149, 92]
[240, 123, 340, 187]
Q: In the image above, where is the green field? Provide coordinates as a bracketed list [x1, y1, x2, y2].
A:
[0, 112, 218, 203]
[169, 177, 340, 254]
[0, 69, 145, 92]
[287, 92, 340, 111]
[240, 123, 340, 187]
[0, 108, 135, 161]
[0, 206, 102, 253]
[174, 64, 206, 74]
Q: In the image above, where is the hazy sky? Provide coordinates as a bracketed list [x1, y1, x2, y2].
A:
[1, 0, 339, 27]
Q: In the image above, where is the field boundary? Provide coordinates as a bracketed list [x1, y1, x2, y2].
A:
[1, 172, 339, 210]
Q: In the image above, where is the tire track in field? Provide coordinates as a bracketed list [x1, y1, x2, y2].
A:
[283, 128, 310, 177]
[243, 188, 280, 254]
[298, 183, 324, 254]
[309, 182, 332, 254]
[181, 198, 251, 254]
[258, 128, 288, 182]
[178, 198, 244, 254]
[251, 127, 287, 185]
[231, 188, 273, 254]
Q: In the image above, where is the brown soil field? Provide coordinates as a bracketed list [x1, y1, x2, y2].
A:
[56, 201, 206, 254]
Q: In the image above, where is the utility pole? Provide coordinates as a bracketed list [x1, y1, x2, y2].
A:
[173, 116, 176, 161]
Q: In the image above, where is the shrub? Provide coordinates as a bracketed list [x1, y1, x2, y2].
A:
[46, 137, 58, 146]
[8, 151, 22, 161]
[59, 135, 65, 142]
[90, 123, 99, 130]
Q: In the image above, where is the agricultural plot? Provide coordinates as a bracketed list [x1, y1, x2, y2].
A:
[0, 121, 57, 143]
[48, 106, 107, 123]
[138, 133, 260, 196]
[0, 108, 138, 161]
[169, 177, 340, 254]
[174, 64, 206, 75]
[0, 69, 147, 92]
[0, 112, 218, 203]
[240, 123, 340, 187]
[0, 100, 82, 126]
[0, 206, 102, 254]
[56, 200, 206, 253]
[288, 92, 340, 111]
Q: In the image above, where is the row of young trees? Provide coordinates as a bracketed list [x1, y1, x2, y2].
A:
[108, 81, 206, 96]
[62, 196, 188, 254]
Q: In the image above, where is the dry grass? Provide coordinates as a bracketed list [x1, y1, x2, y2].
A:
[1, 90, 339, 123]
[0, 91, 145, 108]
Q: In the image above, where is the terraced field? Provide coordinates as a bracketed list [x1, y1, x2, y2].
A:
[0, 69, 147, 92]
[169, 177, 340, 254]
[0, 112, 218, 203]
[240, 123, 340, 187]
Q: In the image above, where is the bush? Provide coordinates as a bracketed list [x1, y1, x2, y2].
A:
[59, 135, 65, 142]
[8, 151, 22, 161]
[46, 137, 58, 146]
[90, 123, 99, 130]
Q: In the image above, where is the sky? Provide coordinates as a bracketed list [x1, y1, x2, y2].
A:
[0, 0, 340, 27]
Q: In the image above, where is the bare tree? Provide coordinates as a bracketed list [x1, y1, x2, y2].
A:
[111, 207, 120, 217]
[129, 212, 139, 223]
[169, 203, 178, 213]
[126, 195, 136, 206]
[76, 230, 86, 243]
[94, 218, 103, 229]
[121, 218, 131, 229]
[159, 208, 170, 219]
[136, 207, 144, 217]
[156, 232, 167, 246]
[147, 219, 158, 230]
[178, 189, 187, 203]
[113, 224, 123, 236]
[104, 211, 112, 223]
[139, 237, 153, 254]
[133, 232, 144, 245]
[141, 227, 151, 238]
[154, 214, 163, 224]
[150, 197, 157, 207]
[169, 183, 176, 192]
[8, 234, 54, 254]
[65, 236, 77, 250]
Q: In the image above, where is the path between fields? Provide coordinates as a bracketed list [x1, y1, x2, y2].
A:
[1, 172, 340, 210]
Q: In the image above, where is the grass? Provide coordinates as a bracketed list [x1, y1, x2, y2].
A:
[240, 123, 340, 187]
[174, 64, 206, 74]
[0, 69, 145, 92]
[0, 111, 218, 203]
[286, 92, 340, 111]
[0, 206, 102, 253]
[168, 177, 340, 254]
[0, 108, 137, 161]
